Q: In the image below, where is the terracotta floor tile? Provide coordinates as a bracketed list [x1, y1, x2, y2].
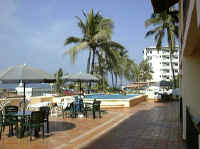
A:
[1, 100, 186, 149]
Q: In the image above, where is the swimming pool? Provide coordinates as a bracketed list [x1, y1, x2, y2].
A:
[84, 94, 136, 99]
[83, 94, 147, 108]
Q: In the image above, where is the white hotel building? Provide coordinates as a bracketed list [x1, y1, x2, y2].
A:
[143, 46, 179, 82]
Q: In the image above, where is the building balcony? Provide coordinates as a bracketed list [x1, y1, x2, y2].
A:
[162, 71, 170, 75]
[162, 65, 170, 68]
[162, 59, 170, 62]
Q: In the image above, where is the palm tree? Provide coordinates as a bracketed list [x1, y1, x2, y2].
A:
[139, 60, 153, 82]
[64, 10, 114, 74]
[145, 7, 179, 88]
[102, 48, 135, 88]
[113, 49, 135, 86]
[54, 68, 64, 96]
[131, 60, 153, 89]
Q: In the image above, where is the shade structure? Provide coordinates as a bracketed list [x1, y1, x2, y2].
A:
[0, 64, 55, 84]
[63, 72, 99, 95]
[63, 72, 99, 82]
[0, 64, 55, 113]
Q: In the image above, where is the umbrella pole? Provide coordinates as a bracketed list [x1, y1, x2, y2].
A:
[80, 81, 82, 97]
[23, 82, 26, 114]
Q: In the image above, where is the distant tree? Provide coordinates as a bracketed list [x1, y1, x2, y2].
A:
[54, 68, 64, 96]
[66, 83, 75, 90]
[139, 60, 153, 82]
[133, 60, 153, 83]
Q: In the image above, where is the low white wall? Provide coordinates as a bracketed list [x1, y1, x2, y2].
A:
[83, 95, 146, 108]
[53, 96, 74, 103]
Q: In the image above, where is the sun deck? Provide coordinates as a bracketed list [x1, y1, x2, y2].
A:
[0, 100, 186, 149]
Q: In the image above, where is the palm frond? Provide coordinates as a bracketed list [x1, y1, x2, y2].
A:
[145, 25, 162, 38]
[109, 41, 125, 50]
[145, 30, 157, 38]
[155, 30, 165, 50]
[94, 30, 110, 41]
[64, 36, 82, 46]
[64, 42, 89, 63]
[75, 16, 87, 34]
[82, 10, 87, 19]
[145, 14, 162, 27]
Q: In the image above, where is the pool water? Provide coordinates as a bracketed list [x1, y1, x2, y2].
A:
[84, 94, 136, 99]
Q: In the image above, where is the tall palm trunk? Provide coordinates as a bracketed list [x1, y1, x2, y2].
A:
[170, 52, 176, 88]
[111, 71, 114, 88]
[90, 48, 96, 74]
[98, 53, 104, 91]
[114, 73, 118, 88]
[168, 28, 176, 89]
[120, 75, 123, 87]
[87, 50, 92, 73]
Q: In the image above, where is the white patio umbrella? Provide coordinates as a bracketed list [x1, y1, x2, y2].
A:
[63, 72, 99, 95]
[0, 64, 55, 113]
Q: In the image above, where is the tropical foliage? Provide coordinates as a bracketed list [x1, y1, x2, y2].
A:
[138, 60, 153, 82]
[64, 9, 124, 75]
[64, 9, 138, 90]
[93, 48, 137, 90]
[133, 60, 153, 83]
[54, 68, 64, 95]
[145, 7, 179, 88]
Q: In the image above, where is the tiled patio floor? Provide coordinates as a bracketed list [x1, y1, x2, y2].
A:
[0, 100, 186, 149]
[83, 101, 187, 149]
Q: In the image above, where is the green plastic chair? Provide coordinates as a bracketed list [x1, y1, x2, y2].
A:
[84, 100, 101, 119]
[92, 100, 101, 119]
[62, 102, 76, 118]
[40, 106, 50, 133]
[0, 111, 5, 139]
[4, 106, 18, 137]
[23, 111, 44, 141]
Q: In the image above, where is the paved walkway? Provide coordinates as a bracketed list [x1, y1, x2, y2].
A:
[83, 101, 186, 149]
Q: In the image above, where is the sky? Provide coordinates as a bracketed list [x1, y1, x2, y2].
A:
[0, 0, 155, 75]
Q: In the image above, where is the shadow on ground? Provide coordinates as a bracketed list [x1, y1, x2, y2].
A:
[82, 101, 186, 149]
[48, 121, 76, 133]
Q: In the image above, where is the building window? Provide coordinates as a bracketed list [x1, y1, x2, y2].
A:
[175, 69, 178, 73]
[173, 63, 178, 66]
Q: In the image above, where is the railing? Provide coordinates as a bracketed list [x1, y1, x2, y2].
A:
[17, 89, 56, 97]
[186, 106, 199, 149]
[162, 58, 170, 62]
[180, 98, 182, 122]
